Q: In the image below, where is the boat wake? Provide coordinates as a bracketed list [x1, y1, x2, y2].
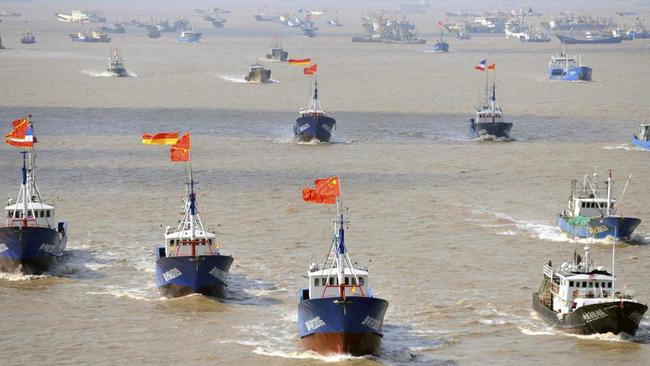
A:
[217, 75, 280, 84]
[0, 272, 49, 282]
[87, 284, 157, 302]
[475, 135, 515, 142]
[603, 143, 647, 151]
[470, 208, 567, 242]
[82, 69, 138, 77]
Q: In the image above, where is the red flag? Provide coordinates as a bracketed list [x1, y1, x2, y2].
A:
[170, 132, 191, 162]
[5, 118, 35, 148]
[487, 63, 496, 70]
[302, 176, 340, 204]
[303, 64, 317, 75]
[288, 58, 311, 66]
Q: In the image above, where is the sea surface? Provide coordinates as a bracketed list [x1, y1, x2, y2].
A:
[1, 2, 650, 365]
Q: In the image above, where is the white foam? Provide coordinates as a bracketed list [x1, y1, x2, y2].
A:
[82, 70, 137, 78]
[217, 75, 280, 84]
[0, 272, 48, 281]
[252, 348, 365, 362]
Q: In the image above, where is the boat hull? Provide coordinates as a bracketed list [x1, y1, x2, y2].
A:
[0, 226, 66, 274]
[155, 254, 234, 298]
[433, 41, 449, 52]
[245, 69, 271, 83]
[549, 66, 592, 81]
[298, 296, 388, 356]
[632, 135, 650, 150]
[469, 120, 513, 139]
[556, 35, 623, 44]
[177, 34, 202, 43]
[532, 293, 647, 335]
[108, 68, 128, 77]
[294, 115, 336, 142]
[555, 214, 641, 240]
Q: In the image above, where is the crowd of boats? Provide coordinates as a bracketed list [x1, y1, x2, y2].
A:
[2, 4, 650, 360]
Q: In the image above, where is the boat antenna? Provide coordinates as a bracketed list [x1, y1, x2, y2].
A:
[611, 239, 616, 296]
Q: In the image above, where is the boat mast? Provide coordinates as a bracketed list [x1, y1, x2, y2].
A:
[21, 152, 29, 226]
[335, 197, 345, 296]
[611, 240, 616, 296]
[606, 170, 612, 216]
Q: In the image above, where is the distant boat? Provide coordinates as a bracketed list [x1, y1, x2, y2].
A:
[469, 80, 513, 139]
[210, 18, 226, 28]
[0, 117, 68, 274]
[56, 10, 105, 23]
[549, 50, 592, 81]
[519, 29, 550, 42]
[244, 62, 271, 83]
[0, 10, 20, 17]
[145, 25, 161, 38]
[433, 26, 449, 52]
[302, 24, 318, 37]
[177, 27, 201, 43]
[294, 75, 336, 142]
[20, 30, 36, 44]
[254, 14, 274, 22]
[556, 33, 623, 44]
[556, 171, 640, 241]
[100, 22, 125, 33]
[298, 179, 388, 355]
[0, 32, 5, 49]
[69, 30, 111, 42]
[107, 48, 128, 77]
[266, 43, 288, 61]
[456, 30, 471, 40]
[533, 243, 646, 335]
[632, 123, 650, 150]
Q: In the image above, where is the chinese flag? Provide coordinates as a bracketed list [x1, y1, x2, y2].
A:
[5, 119, 34, 148]
[170, 132, 191, 162]
[303, 64, 317, 75]
[302, 176, 340, 204]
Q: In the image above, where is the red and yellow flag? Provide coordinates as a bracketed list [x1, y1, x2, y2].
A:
[302, 176, 340, 204]
[170, 132, 191, 162]
[303, 64, 317, 75]
[142, 132, 179, 145]
[487, 63, 496, 70]
[5, 118, 35, 148]
[288, 58, 311, 66]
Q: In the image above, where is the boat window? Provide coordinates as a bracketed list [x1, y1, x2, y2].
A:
[582, 281, 587, 287]
[329, 277, 335, 286]
[569, 281, 574, 286]
[359, 277, 365, 286]
[314, 278, 319, 287]
[7, 211, 12, 218]
[351, 277, 357, 285]
[588, 282, 593, 288]
[345, 277, 350, 285]
[608, 282, 612, 288]
[46, 210, 51, 217]
[595, 282, 600, 288]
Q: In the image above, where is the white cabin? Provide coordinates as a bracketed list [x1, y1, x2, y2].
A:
[5, 201, 56, 228]
[164, 227, 218, 257]
[562, 172, 623, 218]
[307, 265, 369, 299]
[543, 262, 615, 314]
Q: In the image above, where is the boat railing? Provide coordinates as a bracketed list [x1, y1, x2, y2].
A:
[320, 284, 366, 298]
[6, 217, 41, 228]
[572, 288, 633, 300]
[543, 264, 554, 278]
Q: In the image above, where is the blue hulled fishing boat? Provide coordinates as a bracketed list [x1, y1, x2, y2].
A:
[632, 123, 650, 150]
[294, 73, 336, 143]
[298, 177, 388, 356]
[177, 27, 201, 43]
[549, 49, 592, 81]
[433, 23, 449, 52]
[556, 171, 640, 241]
[469, 65, 512, 139]
[69, 30, 111, 42]
[0, 117, 68, 274]
[153, 133, 233, 298]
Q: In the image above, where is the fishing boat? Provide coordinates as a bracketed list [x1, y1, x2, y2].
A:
[265, 43, 288, 61]
[154, 134, 234, 298]
[456, 30, 471, 40]
[20, 30, 36, 44]
[433, 23, 449, 52]
[294, 73, 336, 142]
[0, 32, 5, 49]
[519, 29, 550, 42]
[549, 50, 592, 81]
[327, 18, 343, 27]
[0, 117, 68, 274]
[533, 243, 647, 335]
[177, 27, 201, 43]
[69, 30, 111, 42]
[145, 25, 161, 38]
[100, 22, 126, 33]
[298, 178, 388, 355]
[556, 171, 640, 241]
[556, 33, 623, 44]
[107, 48, 128, 77]
[244, 62, 271, 83]
[469, 68, 513, 139]
[631, 123, 650, 150]
[302, 24, 318, 37]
